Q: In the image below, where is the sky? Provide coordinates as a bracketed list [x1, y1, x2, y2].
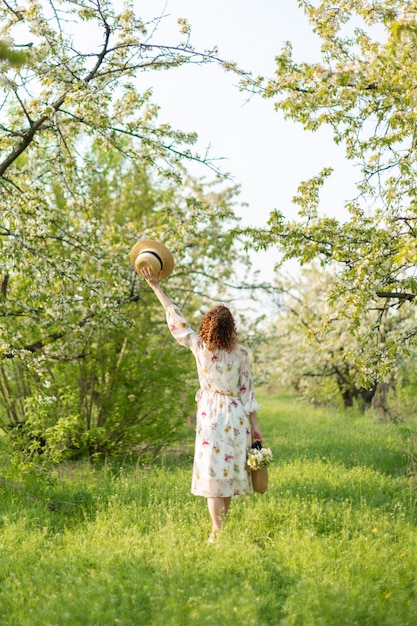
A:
[133, 0, 359, 286]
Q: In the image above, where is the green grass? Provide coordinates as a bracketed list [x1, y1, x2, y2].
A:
[0, 392, 416, 625]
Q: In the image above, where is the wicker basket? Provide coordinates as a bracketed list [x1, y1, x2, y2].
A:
[251, 468, 268, 494]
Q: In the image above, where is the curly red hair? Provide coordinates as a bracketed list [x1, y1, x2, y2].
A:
[198, 305, 238, 351]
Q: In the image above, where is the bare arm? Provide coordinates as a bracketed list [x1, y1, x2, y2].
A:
[140, 267, 173, 310]
[249, 411, 263, 443]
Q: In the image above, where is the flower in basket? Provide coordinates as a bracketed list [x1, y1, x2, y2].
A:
[247, 446, 273, 470]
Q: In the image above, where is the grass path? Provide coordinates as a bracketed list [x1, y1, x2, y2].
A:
[0, 393, 416, 625]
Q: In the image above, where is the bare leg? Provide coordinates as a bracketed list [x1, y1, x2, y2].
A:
[207, 497, 225, 532]
[223, 496, 232, 517]
[207, 496, 232, 537]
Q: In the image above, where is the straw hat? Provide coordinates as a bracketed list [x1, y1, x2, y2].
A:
[130, 239, 175, 279]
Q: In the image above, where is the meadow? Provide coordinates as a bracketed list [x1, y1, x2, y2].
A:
[0, 392, 416, 626]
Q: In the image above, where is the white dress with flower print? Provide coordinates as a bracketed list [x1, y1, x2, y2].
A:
[166, 304, 260, 498]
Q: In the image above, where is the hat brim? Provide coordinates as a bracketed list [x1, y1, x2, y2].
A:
[130, 239, 175, 279]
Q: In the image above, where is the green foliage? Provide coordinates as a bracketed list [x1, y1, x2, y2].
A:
[0, 0, 254, 459]
[397, 355, 417, 399]
[0, 392, 416, 625]
[0, 139, 241, 459]
[0, 39, 27, 66]
[241, 0, 417, 383]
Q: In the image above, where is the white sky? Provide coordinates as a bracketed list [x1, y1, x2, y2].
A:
[134, 0, 359, 285]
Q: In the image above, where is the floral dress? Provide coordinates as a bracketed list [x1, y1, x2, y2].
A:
[166, 303, 260, 498]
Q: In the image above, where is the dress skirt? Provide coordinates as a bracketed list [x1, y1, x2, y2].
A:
[191, 389, 253, 497]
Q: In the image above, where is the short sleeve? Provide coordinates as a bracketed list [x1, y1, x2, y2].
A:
[239, 347, 261, 414]
[165, 304, 200, 354]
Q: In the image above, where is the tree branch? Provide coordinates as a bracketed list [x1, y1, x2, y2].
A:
[376, 291, 415, 301]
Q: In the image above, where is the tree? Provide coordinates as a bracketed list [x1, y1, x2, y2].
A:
[0, 132, 245, 459]
[0, 0, 251, 459]
[265, 264, 416, 409]
[242, 0, 417, 384]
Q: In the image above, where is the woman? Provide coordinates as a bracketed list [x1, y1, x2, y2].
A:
[141, 267, 263, 543]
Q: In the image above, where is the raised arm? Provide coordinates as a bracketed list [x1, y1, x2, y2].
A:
[141, 267, 200, 352]
[141, 267, 173, 310]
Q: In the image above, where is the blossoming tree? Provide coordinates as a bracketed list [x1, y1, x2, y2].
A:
[243, 0, 417, 384]
[0, 0, 247, 458]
